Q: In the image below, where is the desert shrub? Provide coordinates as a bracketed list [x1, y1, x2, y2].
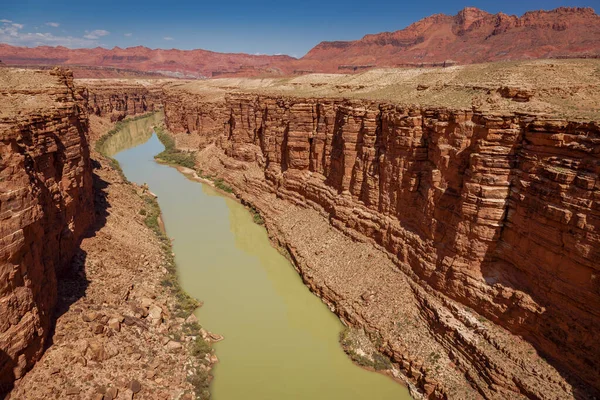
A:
[154, 125, 197, 168]
[188, 370, 210, 400]
[191, 336, 211, 359]
[372, 352, 392, 370]
[213, 178, 233, 193]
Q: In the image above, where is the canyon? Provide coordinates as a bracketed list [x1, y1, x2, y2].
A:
[0, 57, 598, 399]
[156, 59, 600, 399]
[75, 59, 600, 397]
[0, 68, 94, 391]
[1, 7, 599, 78]
[0, 69, 213, 399]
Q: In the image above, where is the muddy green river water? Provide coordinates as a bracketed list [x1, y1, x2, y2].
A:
[108, 116, 410, 399]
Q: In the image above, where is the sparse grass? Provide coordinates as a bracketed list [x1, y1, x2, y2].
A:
[213, 178, 233, 193]
[372, 352, 393, 371]
[197, 169, 237, 197]
[196, 168, 212, 180]
[97, 114, 213, 399]
[95, 117, 197, 317]
[252, 211, 264, 225]
[191, 336, 211, 359]
[188, 370, 211, 400]
[340, 328, 374, 368]
[154, 125, 197, 168]
[182, 322, 200, 336]
[340, 327, 353, 348]
[141, 194, 199, 318]
[142, 190, 214, 399]
[245, 204, 264, 225]
[350, 352, 375, 368]
[339, 327, 393, 371]
[372, 332, 384, 349]
[179, 59, 600, 119]
[429, 351, 441, 363]
[142, 195, 162, 232]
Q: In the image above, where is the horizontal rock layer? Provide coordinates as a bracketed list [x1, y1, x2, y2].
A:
[164, 92, 600, 397]
[78, 81, 163, 121]
[0, 69, 94, 392]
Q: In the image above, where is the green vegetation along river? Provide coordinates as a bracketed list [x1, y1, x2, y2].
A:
[107, 115, 411, 400]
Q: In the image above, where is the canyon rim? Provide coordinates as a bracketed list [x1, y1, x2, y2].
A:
[1, 3, 599, 400]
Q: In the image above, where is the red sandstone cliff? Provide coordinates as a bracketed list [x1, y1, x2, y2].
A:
[77, 79, 165, 122]
[304, 7, 600, 69]
[162, 80, 600, 397]
[0, 68, 94, 392]
[0, 7, 598, 76]
[3, 59, 588, 398]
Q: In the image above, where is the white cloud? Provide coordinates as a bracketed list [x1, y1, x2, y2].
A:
[163, 36, 174, 41]
[83, 29, 110, 39]
[0, 20, 106, 48]
[0, 21, 25, 38]
[124, 33, 132, 37]
[45, 22, 60, 28]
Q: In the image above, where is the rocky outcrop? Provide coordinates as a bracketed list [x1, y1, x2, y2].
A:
[162, 91, 226, 149]
[163, 91, 600, 397]
[0, 68, 94, 392]
[78, 80, 164, 121]
[303, 6, 600, 68]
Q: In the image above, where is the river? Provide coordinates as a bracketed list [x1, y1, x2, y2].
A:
[106, 115, 411, 400]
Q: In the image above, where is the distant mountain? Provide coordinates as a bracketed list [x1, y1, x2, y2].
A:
[0, 45, 297, 78]
[0, 7, 598, 78]
[304, 7, 600, 68]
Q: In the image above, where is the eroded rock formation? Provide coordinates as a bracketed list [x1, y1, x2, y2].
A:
[0, 68, 94, 391]
[162, 87, 600, 397]
[304, 7, 600, 68]
[78, 79, 165, 121]
[4, 61, 596, 398]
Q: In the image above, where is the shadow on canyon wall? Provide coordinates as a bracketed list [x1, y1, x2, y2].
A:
[0, 351, 15, 399]
[0, 158, 113, 400]
[46, 158, 111, 347]
[0, 162, 109, 398]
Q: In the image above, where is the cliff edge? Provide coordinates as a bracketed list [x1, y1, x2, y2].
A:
[0, 68, 94, 392]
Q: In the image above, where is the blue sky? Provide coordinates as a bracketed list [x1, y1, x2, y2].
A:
[0, 0, 596, 57]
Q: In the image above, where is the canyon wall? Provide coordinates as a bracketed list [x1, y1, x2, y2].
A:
[0, 68, 94, 392]
[163, 91, 225, 148]
[78, 80, 164, 121]
[163, 92, 600, 397]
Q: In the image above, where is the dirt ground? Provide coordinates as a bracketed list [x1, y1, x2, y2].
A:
[161, 59, 600, 120]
